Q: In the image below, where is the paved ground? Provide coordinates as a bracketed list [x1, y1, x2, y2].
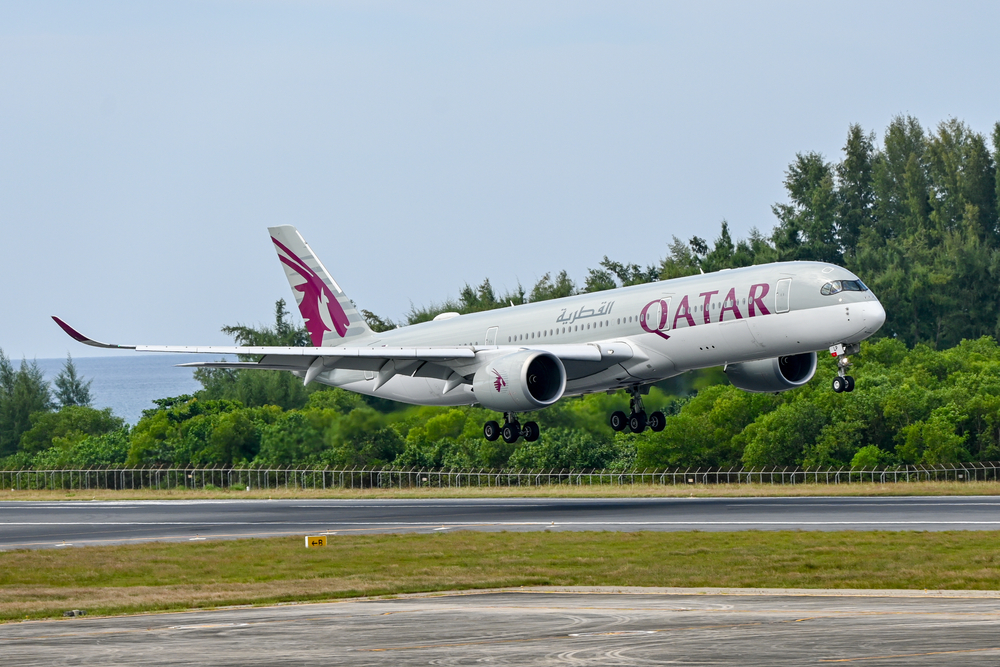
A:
[2, 496, 1000, 549]
[3, 588, 1000, 665]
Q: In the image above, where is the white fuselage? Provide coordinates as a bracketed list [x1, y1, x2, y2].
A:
[317, 261, 885, 407]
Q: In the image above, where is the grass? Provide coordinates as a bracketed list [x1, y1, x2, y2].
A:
[3, 480, 999, 501]
[2, 530, 1000, 621]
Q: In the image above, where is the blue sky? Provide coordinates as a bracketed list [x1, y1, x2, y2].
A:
[2, 1, 999, 358]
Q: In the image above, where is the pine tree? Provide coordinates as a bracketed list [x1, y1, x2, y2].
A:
[836, 124, 876, 260]
[53, 353, 93, 408]
[0, 350, 53, 457]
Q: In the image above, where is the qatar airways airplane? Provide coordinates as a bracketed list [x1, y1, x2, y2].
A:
[54, 225, 886, 444]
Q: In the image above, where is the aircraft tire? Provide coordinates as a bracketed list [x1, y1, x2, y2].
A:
[522, 421, 540, 442]
[629, 411, 647, 434]
[648, 411, 666, 432]
[832, 376, 845, 393]
[502, 423, 520, 444]
[845, 376, 856, 392]
[483, 421, 500, 441]
[610, 411, 628, 432]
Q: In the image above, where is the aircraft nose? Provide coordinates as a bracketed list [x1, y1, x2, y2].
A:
[865, 299, 886, 334]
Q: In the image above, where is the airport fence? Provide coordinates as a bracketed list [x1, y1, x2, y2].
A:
[1, 462, 999, 491]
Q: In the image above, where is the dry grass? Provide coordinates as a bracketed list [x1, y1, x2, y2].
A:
[2, 530, 1000, 621]
[2, 480, 998, 502]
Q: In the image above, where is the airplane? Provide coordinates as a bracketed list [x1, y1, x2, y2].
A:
[53, 225, 886, 444]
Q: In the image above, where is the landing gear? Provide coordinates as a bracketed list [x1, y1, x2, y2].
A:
[647, 411, 666, 432]
[610, 411, 628, 432]
[629, 410, 647, 434]
[489, 412, 541, 443]
[501, 421, 520, 444]
[830, 343, 860, 393]
[521, 421, 540, 442]
[609, 385, 667, 434]
[832, 375, 856, 393]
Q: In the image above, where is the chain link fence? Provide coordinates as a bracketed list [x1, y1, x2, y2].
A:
[1, 462, 998, 491]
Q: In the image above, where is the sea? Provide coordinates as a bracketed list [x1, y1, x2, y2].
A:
[34, 354, 232, 425]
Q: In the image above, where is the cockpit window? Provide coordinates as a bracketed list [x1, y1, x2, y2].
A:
[821, 279, 869, 296]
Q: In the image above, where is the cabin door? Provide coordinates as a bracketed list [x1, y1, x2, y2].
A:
[775, 278, 791, 313]
[485, 326, 499, 345]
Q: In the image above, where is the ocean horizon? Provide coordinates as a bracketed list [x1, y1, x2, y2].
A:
[33, 354, 233, 425]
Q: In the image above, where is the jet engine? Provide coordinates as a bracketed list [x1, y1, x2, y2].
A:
[472, 350, 567, 412]
[724, 352, 817, 393]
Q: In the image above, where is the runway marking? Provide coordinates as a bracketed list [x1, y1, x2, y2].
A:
[819, 646, 1000, 661]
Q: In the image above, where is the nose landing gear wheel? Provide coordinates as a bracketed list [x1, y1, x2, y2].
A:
[648, 411, 666, 432]
[629, 411, 647, 434]
[501, 422, 521, 443]
[832, 376, 846, 393]
[844, 375, 855, 392]
[610, 411, 628, 432]
[483, 421, 500, 441]
[521, 421, 540, 442]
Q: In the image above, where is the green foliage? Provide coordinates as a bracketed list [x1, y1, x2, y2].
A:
[53, 354, 92, 408]
[19, 406, 124, 455]
[193, 299, 317, 410]
[31, 428, 130, 468]
[0, 350, 53, 457]
[360, 309, 397, 332]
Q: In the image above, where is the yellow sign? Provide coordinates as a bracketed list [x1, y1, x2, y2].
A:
[305, 535, 327, 548]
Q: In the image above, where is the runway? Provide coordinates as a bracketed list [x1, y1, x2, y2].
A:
[3, 588, 1000, 665]
[2, 495, 1000, 549]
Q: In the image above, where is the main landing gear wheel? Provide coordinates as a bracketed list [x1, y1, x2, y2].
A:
[648, 411, 666, 432]
[629, 410, 647, 434]
[616, 384, 659, 434]
[610, 411, 628, 432]
[521, 421, 540, 442]
[501, 422, 520, 444]
[483, 421, 500, 441]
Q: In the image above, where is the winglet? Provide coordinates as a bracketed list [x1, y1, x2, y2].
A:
[51, 316, 136, 350]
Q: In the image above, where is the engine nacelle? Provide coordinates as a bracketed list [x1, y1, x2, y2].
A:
[724, 352, 817, 393]
[472, 350, 567, 412]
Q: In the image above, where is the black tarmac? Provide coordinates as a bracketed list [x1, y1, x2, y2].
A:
[2, 496, 1000, 549]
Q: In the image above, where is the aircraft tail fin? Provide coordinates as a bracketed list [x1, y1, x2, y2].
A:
[268, 225, 373, 346]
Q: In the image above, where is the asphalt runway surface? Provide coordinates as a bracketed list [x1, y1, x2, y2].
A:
[4, 589, 1000, 665]
[2, 496, 1000, 549]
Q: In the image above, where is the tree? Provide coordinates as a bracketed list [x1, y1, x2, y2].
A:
[53, 354, 92, 408]
[771, 152, 841, 264]
[836, 124, 876, 260]
[529, 271, 576, 302]
[18, 406, 123, 455]
[194, 300, 315, 409]
[360, 309, 396, 332]
[0, 350, 53, 457]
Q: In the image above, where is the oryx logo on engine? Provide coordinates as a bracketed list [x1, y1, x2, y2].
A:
[492, 369, 506, 392]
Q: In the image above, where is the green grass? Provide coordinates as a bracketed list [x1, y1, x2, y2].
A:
[3, 530, 1000, 621]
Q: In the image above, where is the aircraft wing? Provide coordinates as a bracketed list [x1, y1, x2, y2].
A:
[52, 317, 631, 383]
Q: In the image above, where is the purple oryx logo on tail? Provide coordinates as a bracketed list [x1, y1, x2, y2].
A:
[492, 369, 506, 392]
[271, 236, 350, 345]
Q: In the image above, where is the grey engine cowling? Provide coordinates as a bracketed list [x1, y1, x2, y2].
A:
[724, 352, 817, 393]
[472, 350, 567, 412]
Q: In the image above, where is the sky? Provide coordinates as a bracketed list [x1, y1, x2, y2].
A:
[2, 1, 999, 359]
